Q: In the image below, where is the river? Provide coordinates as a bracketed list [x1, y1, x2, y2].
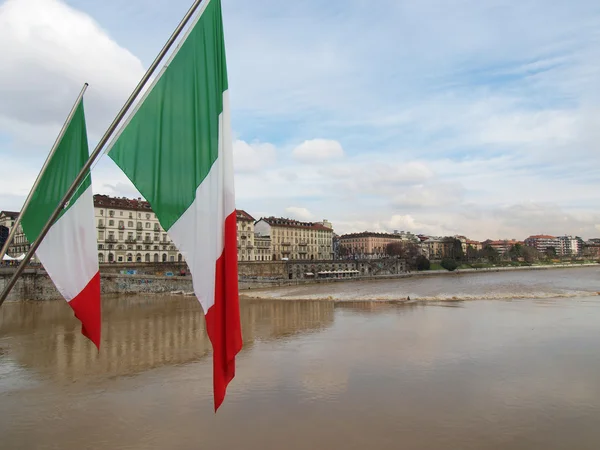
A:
[1, 267, 600, 449]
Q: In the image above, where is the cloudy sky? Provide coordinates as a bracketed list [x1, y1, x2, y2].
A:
[1, 0, 600, 240]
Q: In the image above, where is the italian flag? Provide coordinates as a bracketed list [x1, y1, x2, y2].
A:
[107, 0, 242, 411]
[20, 98, 101, 349]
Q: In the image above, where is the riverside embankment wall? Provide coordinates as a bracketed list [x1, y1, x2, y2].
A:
[1, 262, 597, 301]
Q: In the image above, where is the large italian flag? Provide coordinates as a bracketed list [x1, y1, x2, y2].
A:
[107, 0, 242, 411]
[20, 98, 101, 349]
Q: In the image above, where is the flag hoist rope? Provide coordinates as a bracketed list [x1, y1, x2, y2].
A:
[0, 83, 89, 264]
[0, 0, 205, 307]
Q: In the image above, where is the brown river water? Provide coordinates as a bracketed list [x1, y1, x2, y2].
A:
[1, 267, 600, 449]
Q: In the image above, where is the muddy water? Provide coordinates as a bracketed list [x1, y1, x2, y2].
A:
[1, 268, 600, 449]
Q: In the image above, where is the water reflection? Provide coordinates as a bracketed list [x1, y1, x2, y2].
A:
[0, 296, 334, 382]
[3, 292, 600, 450]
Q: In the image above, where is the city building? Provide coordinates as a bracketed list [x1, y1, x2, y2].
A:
[465, 239, 482, 251]
[0, 211, 19, 252]
[418, 236, 448, 260]
[481, 239, 522, 255]
[236, 210, 255, 261]
[254, 234, 272, 261]
[524, 235, 560, 254]
[1, 211, 33, 258]
[339, 231, 418, 259]
[254, 217, 334, 261]
[583, 240, 600, 258]
[555, 235, 582, 256]
[94, 195, 182, 263]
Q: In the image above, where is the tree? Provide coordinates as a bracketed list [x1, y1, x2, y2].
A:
[441, 257, 458, 271]
[385, 242, 404, 257]
[522, 245, 540, 263]
[451, 238, 464, 261]
[545, 246, 557, 259]
[338, 246, 349, 258]
[508, 243, 524, 260]
[466, 245, 478, 262]
[416, 255, 430, 271]
[386, 241, 421, 270]
[481, 245, 500, 263]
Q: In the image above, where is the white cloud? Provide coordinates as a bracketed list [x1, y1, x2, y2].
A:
[292, 139, 344, 163]
[285, 207, 314, 221]
[0, 0, 144, 142]
[232, 140, 277, 173]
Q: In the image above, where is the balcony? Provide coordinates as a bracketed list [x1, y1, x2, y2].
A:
[97, 224, 105, 229]
[125, 238, 136, 244]
[282, 249, 291, 254]
[118, 225, 125, 230]
[299, 241, 308, 247]
[106, 237, 117, 243]
[282, 242, 291, 246]
[143, 238, 152, 244]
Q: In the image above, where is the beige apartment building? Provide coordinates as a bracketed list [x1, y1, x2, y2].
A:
[339, 231, 417, 258]
[94, 195, 182, 264]
[254, 217, 334, 261]
[236, 210, 255, 261]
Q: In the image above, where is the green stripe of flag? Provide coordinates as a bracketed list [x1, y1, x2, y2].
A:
[108, 0, 229, 231]
[21, 99, 90, 242]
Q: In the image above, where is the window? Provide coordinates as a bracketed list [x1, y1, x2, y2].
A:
[120, 211, 123, 216]
[109, 220, 114, 226]
[128, 221, 133, 227]
[100, 210, 104, 216]
[145, 223, 150, 228]
[129, 213, 133, 219]
[146, 214, 150, 219]
[98, 244, 103, 250]
[98, 253, 104, 263]
[109, 210, 114, 217]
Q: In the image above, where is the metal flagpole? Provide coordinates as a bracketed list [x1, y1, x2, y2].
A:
[0, 0, 205, 307]
[0, 84, 89, 264]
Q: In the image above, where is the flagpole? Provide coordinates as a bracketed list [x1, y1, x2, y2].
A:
[0, 84, 90, 264]
[0, 0, 205, 307]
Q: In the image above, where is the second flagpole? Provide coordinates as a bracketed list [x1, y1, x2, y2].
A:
[0, 0, 205, 307]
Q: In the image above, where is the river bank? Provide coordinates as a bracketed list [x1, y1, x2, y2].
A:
[239, 262, 600, 291]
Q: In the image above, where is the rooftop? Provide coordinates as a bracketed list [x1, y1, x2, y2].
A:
[236, 209, 255, 222]
[260, 217, 332, 231]
[339, 231, 408, 239]
[0, 211, 20, 219]
[93, 194, 152, 211]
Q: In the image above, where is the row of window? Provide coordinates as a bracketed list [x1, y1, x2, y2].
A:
[98, 253, 183, 263]
[98, 220, 160, 230]
[99, 210, 156, 220]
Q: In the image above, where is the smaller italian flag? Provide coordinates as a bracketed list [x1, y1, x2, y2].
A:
[20, 97, 101, 349]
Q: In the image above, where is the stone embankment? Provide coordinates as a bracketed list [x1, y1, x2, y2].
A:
[1, 262, 597, 300]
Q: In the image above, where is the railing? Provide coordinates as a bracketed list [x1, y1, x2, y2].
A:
[125, 238, 136, 243]
[106, 237, 117, 243]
